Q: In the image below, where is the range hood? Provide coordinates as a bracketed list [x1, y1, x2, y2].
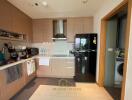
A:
[52, 19, 67, 40]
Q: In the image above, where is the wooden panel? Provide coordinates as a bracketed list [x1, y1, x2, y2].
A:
[0, 0, 33, 42]
[0, 61, 36, 99]
[0, 65, 25, 99]
[67, 18, 76, 42]
[0, 0, 13, 31]
[83, 17, 93, 33]
[33, 19, 53, 43]
[121, 0, 131, 100]
[67, 17, 93, 42]
[12, 6, 33, 42]
[36, 58, 52, 77]
[74, 18, 83, 33]
[23, 62, 36, 84]
[0, 70, 7, 100]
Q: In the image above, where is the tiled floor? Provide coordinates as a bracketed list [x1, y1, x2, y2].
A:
[11, 78, 113, 100]
[29, 83, 113, 100]
[11, 77, 75, 100]
[105, 87, 121, 100]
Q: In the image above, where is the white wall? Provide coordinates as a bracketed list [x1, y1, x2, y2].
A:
[32, 41, 73, 56]
[124, 7, 132, 100]
[93, 0, 123, 82]
[94, 0, 132, 99]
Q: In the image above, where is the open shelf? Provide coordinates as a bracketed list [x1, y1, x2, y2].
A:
[0, 36, 26, 42]
[0, 29, 27, 42]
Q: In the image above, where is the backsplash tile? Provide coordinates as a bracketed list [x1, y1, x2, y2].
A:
[31, 41, 74, 56]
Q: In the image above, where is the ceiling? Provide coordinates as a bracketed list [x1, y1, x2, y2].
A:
[7, 0, 106, 19]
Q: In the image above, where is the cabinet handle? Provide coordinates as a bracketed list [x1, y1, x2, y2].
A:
[66, 67, 73, 69]
[67, 61, 74, 63]
[77, 58, 80, 61]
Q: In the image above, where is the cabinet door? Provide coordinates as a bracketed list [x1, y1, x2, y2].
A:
[83, 17, 93, 33]
[36, 58, 52, 77]
[0, 0, 13, 31]
[74, 18, 83, 34]
[50, 58, 64, 77]
[67, 18, 83, 42]
[12, 7, 33, 42]
[64, 59, 75, 77]
[50, 58, 75, 78]
[33, 19, 53, 43]
[67, 18, 75, 42]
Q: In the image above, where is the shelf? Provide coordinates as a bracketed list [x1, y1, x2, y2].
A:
[0, 36, 26, 42]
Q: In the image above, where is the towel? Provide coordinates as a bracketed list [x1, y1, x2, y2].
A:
[39, 57, 50, 66]
[27, 60, 36, 76]
[6, 64, 22, 83]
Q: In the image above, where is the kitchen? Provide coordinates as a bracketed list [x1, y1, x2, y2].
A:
[0, 0, 132, 100]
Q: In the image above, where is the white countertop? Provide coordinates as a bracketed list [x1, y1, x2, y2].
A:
[0, 56, 38, 71]
[38, 54, 75, 59]
[0, 54, 75, 71]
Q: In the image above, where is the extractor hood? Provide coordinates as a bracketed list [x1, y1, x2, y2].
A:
[52, 19, 67, 40]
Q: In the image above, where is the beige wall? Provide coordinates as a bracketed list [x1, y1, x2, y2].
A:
[94, 0, 132, 99]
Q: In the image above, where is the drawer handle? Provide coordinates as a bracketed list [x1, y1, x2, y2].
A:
[67, 62, 74, 63]
[66, 67, 73, 69]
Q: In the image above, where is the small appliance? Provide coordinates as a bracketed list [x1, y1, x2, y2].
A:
[114, 57, 124, 87]
[26, 48, 39, 57]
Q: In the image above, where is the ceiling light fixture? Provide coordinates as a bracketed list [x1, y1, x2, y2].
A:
[82, 0, 88, 4]
[35, 2, 39, 6]
[42, 1, 48, 7]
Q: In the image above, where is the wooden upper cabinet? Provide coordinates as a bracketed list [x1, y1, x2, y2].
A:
[33, 19, 53, 43]
[83, 17, 93, 33]
[0, 0, 33, 42]
[67, 17, 93, 42]
[0, 0, 13, 32]
[67, 18, 75, 42]
[12, 7, 33, 42]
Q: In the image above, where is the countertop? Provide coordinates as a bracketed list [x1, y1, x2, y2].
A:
[38, 54, 75, 59]
[0, 56, 38, 71]
[0, 54, 75, 71]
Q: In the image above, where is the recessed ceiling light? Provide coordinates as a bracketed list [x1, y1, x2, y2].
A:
[42, 1, 48, 7]
[35, 3, 39, 6]
[82, 0, 88, 4]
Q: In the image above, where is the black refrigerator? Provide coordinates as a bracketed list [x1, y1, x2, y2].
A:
[74, 34, 97, 82]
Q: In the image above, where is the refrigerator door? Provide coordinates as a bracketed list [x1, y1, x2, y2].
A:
[89, 34, 97, 50]
[74, 33, 97, 82]
[75, 34, 90, 51]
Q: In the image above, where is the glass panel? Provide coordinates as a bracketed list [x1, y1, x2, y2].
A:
[75, 38, 81, 50]
[80, 38, 87, 50]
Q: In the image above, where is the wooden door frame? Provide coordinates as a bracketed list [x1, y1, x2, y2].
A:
[98, 0, 132, 100]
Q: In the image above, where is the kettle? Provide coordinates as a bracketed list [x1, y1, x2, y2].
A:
[0, 51, 6, 66]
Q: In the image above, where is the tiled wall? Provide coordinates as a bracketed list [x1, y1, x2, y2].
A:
[32, 41, 74, 56]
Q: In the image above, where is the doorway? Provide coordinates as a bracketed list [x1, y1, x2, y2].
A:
[98, 0, 132, 100]
[104, 8, 127, 100]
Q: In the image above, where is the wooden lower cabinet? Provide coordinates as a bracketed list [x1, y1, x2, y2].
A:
[51, 58, 75, 78]
[36, 58, 75, 78]
[0, 61, 36, 99]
